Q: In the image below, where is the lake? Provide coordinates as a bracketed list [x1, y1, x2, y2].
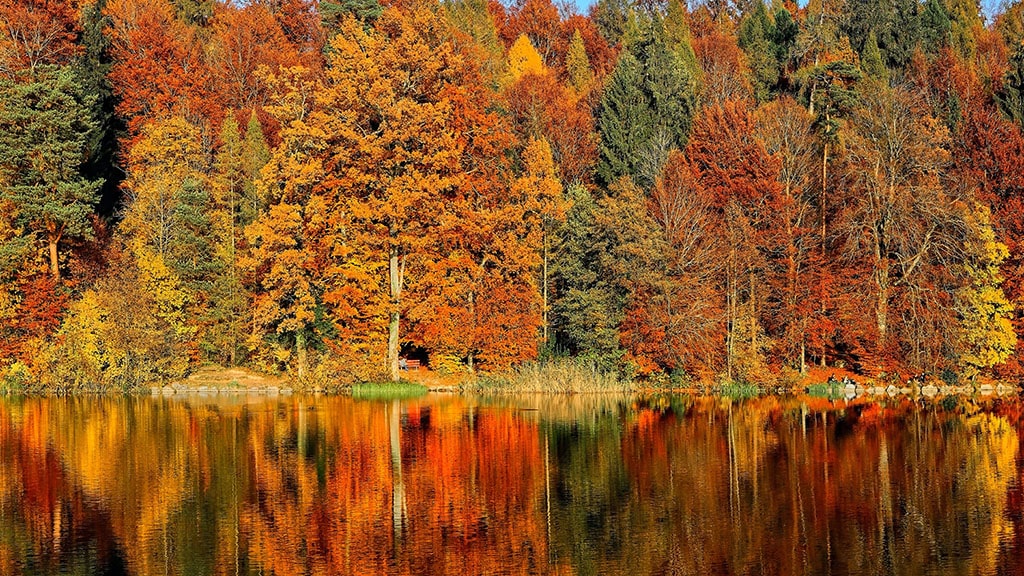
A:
[0, 392, 1022, 575]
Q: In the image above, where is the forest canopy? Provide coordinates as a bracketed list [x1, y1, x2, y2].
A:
[1, 0, 1023, 389]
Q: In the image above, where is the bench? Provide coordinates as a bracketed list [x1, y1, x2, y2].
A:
[404, 359, 421, 371]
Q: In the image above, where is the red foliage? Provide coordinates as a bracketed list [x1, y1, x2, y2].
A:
[0, 274, 69, 362]
[209, 2, 301, 113]
[105, 0, 220, 143]
[503, 71, 598, 185]
[0, 0, 81, 75]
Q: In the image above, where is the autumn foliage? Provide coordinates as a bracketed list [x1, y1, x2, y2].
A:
[1, 0, 1024, 387]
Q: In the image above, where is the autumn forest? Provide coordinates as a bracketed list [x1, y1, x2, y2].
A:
[2, 0, 1024, 390]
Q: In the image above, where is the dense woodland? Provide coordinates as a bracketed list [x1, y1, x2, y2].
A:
[1, 0, 1024, 389]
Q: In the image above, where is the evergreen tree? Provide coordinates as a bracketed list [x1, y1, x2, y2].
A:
[0, 67, 102, 280]
[664, 0, 702, 94]
[771, 6, 799, 72]
[552, 182, 661, 371]
[861, 31, 889, 82]
[597, 51, 650, 186]
[597, 19, 696, 187]
[739, 1, 781, 102]
[885, 0, 920, 70]
[946, 0, 982, 59]
[321, 0, 382, 35]
[920, 0, 952, 55]
[169, 178, 220, 287]
[592, 0, 631, 47]
[75, 0, 121, 218]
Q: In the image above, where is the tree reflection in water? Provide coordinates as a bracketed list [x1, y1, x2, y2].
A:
[0, 393, 1020, 575]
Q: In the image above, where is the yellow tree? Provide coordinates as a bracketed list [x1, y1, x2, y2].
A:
[507, 34, 545, 80]
[957, 204, 1017, 378]
[244, 66, 332, 379]
[120, 116, 206, 345]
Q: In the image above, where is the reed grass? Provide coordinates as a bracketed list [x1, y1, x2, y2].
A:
[465, 359, 632, 394]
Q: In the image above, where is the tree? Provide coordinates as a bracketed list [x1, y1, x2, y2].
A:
[691, 10, 753, 106]
[738, 0, 780, 102]
[242, 111, 271, 224]
[551, 180, 659, 371]
[0, 67, 102, 280]
[624, 151, 722, 375]
[686, 100, 782, 381]
[956, 203, 1016, 378]
[244, 66, 333, 379]
[998, 45, 1024, 127]
[597, 19, 696, 187]
[919, 0, 952, 55]
[945, 0, 982, 60]
[504, 70, 599, 185]
[315, 8, 516, 379]
[838, 84, 960, 359]
[565, 28, 594, 93]
[0, 0, 81, 77]
[208, 3, 300, 113]
[105, 0, 217, 142]
[754, 97, 819, 370]
[321, 0, 382, 31]
[861, 32, 888, 82]
[508, 34, 545, 80]
[443, 0, 506, 84]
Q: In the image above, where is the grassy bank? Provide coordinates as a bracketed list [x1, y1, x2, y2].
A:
[463, 359, 633, 394]
[351, 381, 428, 400]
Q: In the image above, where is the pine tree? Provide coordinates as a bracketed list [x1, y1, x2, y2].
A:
[321, 0, 382, 35]
[738, 1, 780, 102]
[886, 0, 920, 70]
[920, 0, 952, 55]
[596, 51, 651, 186]
[597, 19, 696, 187]
[861, 32, 888, 82]
[946, 0, 982, 60]
[0, 67, 102, 280]
[664, 0, 702, 94]
[75, 0, 120, 218]
[998, 46, 1024, 127]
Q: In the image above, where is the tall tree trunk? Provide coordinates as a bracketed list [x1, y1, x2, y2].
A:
[819, 136, 829, 367]
[876, 255, 889, 344]
[542, 233, 549, 347]
[47, 223, 62, 281]
[48, 236, 60, 280]
[296, 331, 307, 380]
[388, 246, 403, 381]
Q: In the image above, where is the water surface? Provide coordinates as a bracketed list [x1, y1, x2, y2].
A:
[1, 393, 1022, 575]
